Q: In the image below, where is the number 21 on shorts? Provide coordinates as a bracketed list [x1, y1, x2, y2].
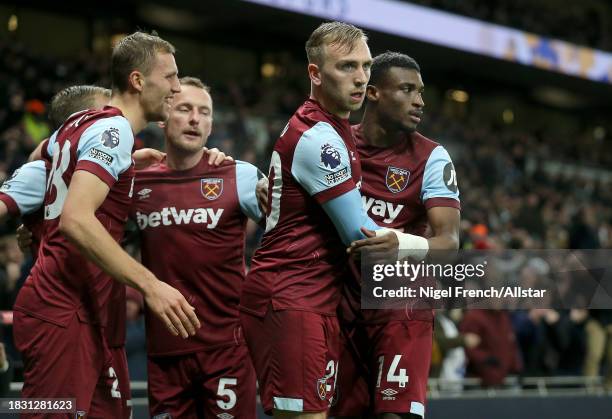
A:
[376, 355, 409, 388]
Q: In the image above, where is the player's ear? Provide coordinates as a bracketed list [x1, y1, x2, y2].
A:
[366, 85, 379, 102]
[308, 63, 322, 86]
[128, 70, 145, 93]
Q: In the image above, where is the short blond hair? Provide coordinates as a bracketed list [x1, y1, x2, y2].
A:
[179, 76, 210, 92]
[49, 85, 111, 128]
[305, 21, 368, 65]
[111, 31, 176, 92]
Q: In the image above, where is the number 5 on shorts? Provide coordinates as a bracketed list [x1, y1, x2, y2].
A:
[216, 377, 237, 410]
[376, 355, 409, 388]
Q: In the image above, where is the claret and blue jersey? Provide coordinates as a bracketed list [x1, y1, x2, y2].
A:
[353, 124, 460, 236]
[131, 157, 263, 356]
[241, 99, 381, 317]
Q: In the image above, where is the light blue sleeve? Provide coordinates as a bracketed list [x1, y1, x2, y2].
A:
[291, 121, 353, 197]
[46, 131, 58, 157]
[0, 161, 46, 215]
[76, 116, 134, 180]
[322, 189, 381, 246]
[235, 160, 264, 222]
[421, 146, 460, 202]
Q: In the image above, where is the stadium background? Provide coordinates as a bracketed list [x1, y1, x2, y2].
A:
[0, 0, 611, 417]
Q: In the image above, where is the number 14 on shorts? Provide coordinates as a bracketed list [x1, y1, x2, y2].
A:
[376, 355, 409, 388]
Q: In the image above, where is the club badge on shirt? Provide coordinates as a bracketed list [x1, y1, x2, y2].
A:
[386, 166, 410, 193]
[201, 178, 223, 200]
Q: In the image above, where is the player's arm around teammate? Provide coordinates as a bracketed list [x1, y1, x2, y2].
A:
[60, 170, 199, 339]
[0, 161, 46, 222]
[57, 36, 201, 339]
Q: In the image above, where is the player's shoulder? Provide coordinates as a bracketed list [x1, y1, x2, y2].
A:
[234, 159, 257, 171]
[277, 121, 341, 160]
[62, 109, 133, 155]
[84, 112, 132, 138]
[135, 160, 170, 180]
[203, 156, 239, 177]
[280, 100, 343, 148]
[411, 131, 452, 162]
[301, 120, 342, 143]
[411, 131, 440, 153]
[61, 107, 128, 132]
[234, 159, 262, 181]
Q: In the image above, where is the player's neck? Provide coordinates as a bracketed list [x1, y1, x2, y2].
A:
[165, 147, 205, 171]
[109, 92, 147, 134]
[361, 110, 403, 148]
[309, 91, 349, 119]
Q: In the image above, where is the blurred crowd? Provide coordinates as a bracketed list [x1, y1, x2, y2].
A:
[1, 38, 611, 390]
[408, 0, 612, 52]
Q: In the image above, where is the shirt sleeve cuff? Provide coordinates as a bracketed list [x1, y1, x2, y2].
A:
[312, 178, 357, 205]
[424, 197, 461, 210]
[0, 194, 20, 216]
[75, 161, 117, 188]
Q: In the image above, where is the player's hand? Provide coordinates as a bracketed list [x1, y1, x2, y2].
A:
[463, 332, 481, 349]
[16, 224, 32, 253]
[256, 177, 269, 213]
[132, 148, 166, 169]
[203, 147, 234, 166]
[347, 227, 399, 255]
[143, 280, 201, 339]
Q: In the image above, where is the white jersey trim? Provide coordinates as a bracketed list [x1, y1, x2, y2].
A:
[411, 401, 425, 417]
[273, 396, 304, 412]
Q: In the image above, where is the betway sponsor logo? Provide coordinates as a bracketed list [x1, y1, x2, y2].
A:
[136, 207, 223, 230]
[362, 196, 404, 224]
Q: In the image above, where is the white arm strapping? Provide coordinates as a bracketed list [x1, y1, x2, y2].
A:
[375, 228, 429, 261]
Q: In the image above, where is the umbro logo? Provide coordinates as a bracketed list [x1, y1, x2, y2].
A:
[217, 414, 234, 419]
[137, 188, 152, 200]
[381, 388, 398, 400]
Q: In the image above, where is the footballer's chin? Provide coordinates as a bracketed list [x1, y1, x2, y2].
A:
[349, 102, 364, 111]
[177, 136, 204, 151]
[407, 123, 419, 132]
[145, 106, 169, 123]
[346, 99, 364, 112]
[399, 120, 418, 133]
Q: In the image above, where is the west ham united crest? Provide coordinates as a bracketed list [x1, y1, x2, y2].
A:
[316, 378, 327, 400]
[201, 178, 223, 200]
[386, 166, 410, 193]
